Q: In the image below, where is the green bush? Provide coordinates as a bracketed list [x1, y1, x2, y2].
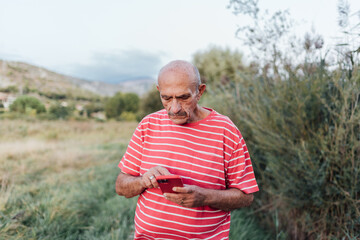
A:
[0, 85, 18, 93]
[196, 2, 360, 238]
[105, 92, 140, 119]
[9, 95, 46, 114]
[48, 104, 73, 120]
[137, 86, 163, 120]
[199, 57, 360, 239]
[119, 111, 137, 121]
[39, 91, 67, 100]
[105, 92, 125, 119]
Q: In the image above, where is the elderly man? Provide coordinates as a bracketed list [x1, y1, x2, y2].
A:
[115, 60, 259, 239]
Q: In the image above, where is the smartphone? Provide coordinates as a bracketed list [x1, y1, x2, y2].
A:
[156, 175, 183, 194]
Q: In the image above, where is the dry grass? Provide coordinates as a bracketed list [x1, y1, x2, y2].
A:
[0, 119, 138, 239]
[0, 119, 137, 186]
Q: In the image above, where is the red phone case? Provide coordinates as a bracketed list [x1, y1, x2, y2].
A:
[156, 175, 183, 194]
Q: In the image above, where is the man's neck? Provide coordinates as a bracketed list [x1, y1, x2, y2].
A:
[189, 106, 210, 123]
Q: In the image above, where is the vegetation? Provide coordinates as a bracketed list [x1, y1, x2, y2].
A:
[195, 1, 360, 239]
[48, 103, 74, 120]
[105, 92, 140, 120]
[3, 1, 359, 239]
[9, 95, 46, 114]
[0, 120, 268, 239]
[0, 120, 139, 239]
[137, 86, 164, 120]
[193, 46, 245, 85]
[85, 102, 105, 117]
[0, 86, 18, 93]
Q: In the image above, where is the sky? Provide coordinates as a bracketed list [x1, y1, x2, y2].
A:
[1, 0, 359, 83]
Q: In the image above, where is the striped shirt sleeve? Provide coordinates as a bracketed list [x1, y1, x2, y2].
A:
[118, 122, 144, 176]
[225, 133, 259, 194]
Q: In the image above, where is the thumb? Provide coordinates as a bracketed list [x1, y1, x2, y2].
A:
[173, 186, 191, 193]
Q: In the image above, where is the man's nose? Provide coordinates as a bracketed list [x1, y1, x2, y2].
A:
[170, 99, 181, 113]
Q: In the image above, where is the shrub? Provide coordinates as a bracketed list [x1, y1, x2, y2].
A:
[196, 2, 360, 238]
[9, 95, 46, 114]
[119, 111, 137, 121]
[0, 85, 18, 93]
[48, 104, 73, 119]
[224, 66, 358, 238]
[105, 92, 140, 119]
[105, 92, 125, 119]
[137, 86, 163, 120]
[199, 53, 360, 239]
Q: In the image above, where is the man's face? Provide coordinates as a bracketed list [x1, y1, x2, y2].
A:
[157, 70, 201, 125]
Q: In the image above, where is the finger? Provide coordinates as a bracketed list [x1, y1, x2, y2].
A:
[142, 175, 154, 189]
[156, 166, 171, 175]
[150, 174, 159, 188]
[172, 186, 191, 193]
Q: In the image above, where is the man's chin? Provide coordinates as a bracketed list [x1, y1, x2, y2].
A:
[169, 117, 188, 125]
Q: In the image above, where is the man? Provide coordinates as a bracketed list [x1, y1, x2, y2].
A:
[115, 60, 259, 239]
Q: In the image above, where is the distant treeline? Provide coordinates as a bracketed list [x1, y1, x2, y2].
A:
[0, 86, 163, 121]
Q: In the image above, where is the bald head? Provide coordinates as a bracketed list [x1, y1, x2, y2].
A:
[157, 60, 201, 90]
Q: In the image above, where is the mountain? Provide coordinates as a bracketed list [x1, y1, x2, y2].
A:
[0, 60, 155, 97]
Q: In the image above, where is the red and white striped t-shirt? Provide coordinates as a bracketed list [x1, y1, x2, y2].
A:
[119, 108, 259, 239]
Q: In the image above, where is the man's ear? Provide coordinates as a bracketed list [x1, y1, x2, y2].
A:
[196, 84, 206, 101]
[156, 85, 160, 91]
[197, 84, 206, 99]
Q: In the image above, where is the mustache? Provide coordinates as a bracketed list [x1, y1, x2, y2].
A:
[168, 112, 187, 117]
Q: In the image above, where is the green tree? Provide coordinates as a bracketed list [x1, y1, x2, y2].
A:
[105, 92, 141, 119]
[193, 46, 245, 85]
[123, 93, 140, 113]
[10, 95, 46, 114]
[48, 104, 73, 119]
[137, 87, 163, 120]
[105, 93, 124, 119]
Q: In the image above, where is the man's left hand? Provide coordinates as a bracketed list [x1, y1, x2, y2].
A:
[163, 185, 206, 208]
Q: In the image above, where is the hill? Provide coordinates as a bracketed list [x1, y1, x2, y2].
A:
[0, 60, 155, 97]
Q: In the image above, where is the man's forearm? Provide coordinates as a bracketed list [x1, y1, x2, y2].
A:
[115, 172, 145, 198]
[203, 188, 254, 211]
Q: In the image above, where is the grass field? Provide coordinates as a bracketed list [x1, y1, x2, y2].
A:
[0, 119, 271, 240]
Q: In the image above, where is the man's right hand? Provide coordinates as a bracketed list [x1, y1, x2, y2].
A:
[115, 166, 171, 198]
[141, 166, 171, 189]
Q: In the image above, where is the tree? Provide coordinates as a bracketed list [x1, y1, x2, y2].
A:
[104, 92, 140, 119]
[123, 93, 140, 113]
[137, 87, 163, 120]
[48, 104, 73, 120]
[193, 46, 245, 85]
[10, 96, 46, 114]
[105, 92, 125, 119]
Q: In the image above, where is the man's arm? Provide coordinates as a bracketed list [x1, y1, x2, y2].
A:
[115, 166, 171, 198]
[164, 185, 254, 211]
